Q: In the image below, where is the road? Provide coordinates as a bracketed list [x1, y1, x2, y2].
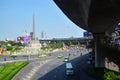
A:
[10, 48, 95, 80]
[0, 53, 39, 66]
[32, 48, 95, 80]
[0, 54, 38, 61]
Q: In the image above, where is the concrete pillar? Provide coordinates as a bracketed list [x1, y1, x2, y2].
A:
[93, 33, 105, 68]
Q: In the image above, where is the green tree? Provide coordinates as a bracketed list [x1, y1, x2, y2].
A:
[7, 46, 13, 51]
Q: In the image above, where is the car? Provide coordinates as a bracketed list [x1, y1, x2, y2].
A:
[39, 54, 46, 58]
[87, 54, 93, 64]
[10, 54, 17, 57]
[22, 54, 30, 57]
[64, 57, 69, 62]
[57, 54, 64, 59]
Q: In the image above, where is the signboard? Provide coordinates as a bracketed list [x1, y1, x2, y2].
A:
[24, 36, 30, 44]
[17, 36, 24, 42]
[17, 36, 30, 44]
[83, 32, 92, 37]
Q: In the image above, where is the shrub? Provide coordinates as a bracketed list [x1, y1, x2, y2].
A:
[104, 69, 120, 80]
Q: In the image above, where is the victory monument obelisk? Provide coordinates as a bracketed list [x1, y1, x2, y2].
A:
[28, 14, 41, 54]
[32, 13, 36, 40]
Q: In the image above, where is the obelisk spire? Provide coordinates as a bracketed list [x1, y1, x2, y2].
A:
[33, 13, 36, 40]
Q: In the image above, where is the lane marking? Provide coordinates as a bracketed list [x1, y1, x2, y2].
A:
[54, 75, 56, 78]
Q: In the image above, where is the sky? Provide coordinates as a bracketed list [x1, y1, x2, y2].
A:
[0, 0, 85, 40]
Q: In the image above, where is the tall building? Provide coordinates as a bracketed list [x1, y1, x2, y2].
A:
[30, 32, 33, 39]
[41, 31, 46, 39]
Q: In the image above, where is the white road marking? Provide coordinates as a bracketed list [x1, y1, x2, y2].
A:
[28, 73, 33, 76]
[25, 75, 31, 79]
[54, 75, 57, 78]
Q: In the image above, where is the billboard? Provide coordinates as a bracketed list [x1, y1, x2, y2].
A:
[17, 36, 30, 44]
[24, 36, 30, 44]
[17, 36, 24, 42]
[83, 31, 92, 37]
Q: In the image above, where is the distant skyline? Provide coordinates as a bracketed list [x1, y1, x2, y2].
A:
[0, 0, 85, 40]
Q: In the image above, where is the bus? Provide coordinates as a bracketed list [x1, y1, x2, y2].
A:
[66, 62, 74, 75]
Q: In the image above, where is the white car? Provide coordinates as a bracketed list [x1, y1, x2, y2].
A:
[64, 57, 69, 62]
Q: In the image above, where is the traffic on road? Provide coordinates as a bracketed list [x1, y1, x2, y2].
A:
[0, 47, 95, 80]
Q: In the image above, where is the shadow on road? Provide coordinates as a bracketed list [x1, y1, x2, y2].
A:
[37, 54, 100, 80]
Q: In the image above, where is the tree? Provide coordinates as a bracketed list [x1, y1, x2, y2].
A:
[6, 45, 13, 51]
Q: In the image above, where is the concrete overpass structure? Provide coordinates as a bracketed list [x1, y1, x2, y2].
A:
[39, 37, 92, 46]
[54, 0, 120, 69]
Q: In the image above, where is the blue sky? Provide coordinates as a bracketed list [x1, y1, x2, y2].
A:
[0, 0, 85, 40]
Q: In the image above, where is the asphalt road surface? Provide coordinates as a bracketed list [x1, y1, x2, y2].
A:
[11, 48, 95, 80]
[31, 48, 95, 80]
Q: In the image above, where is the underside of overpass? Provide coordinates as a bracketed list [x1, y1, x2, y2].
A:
[54, 0, 120, 70]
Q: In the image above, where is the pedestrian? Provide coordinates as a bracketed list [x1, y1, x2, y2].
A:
[69, 53, 71, 57]
[4, 57, 6, 61]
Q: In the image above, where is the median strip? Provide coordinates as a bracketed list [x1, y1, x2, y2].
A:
[0, 61, 29, 80]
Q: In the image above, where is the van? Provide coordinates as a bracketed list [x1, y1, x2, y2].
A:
[66, 62, 74, 75]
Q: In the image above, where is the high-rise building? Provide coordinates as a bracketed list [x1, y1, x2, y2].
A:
[30, 32, 33, 39]
[41, 31, 46, 39]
